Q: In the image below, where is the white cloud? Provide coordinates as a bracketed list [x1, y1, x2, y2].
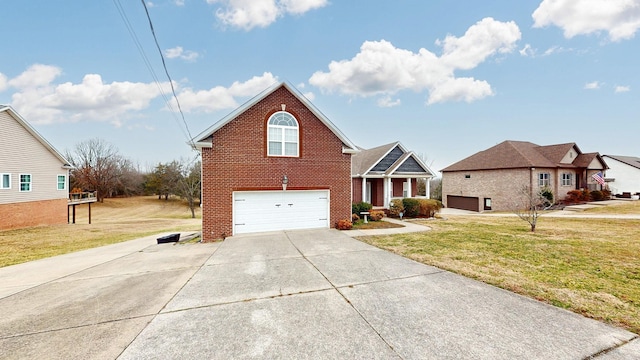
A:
[0, 72, 7, 92]
[584, 81, 601, 89]
[303, 91, 315, 101]
[533, 0, 640, 42]
[615, 85, 631, 93]
[309, 17, 521, 106]
[209, 0, 328, 30]
[519, 44, 536, 56]
[176, 72, 278, 112]
[7, 69, 166, 125]
[377, 96, 401, 107]
[8, 64, 62, 89]
[164, 46, 200, 62]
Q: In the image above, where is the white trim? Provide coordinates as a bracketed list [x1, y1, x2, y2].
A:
[1, 106, 71, 167]
[1, 173, 11, 190]
[192, 82, 358, 153]
[19, 173, 32, 192]
[57, 174, 67, 191]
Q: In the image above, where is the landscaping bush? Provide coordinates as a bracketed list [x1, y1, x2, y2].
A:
[418, 198, 443, 217]
[388, 199, 404, 217]
[351, 213, 360, 222]
[540, 187, 554, 205]
[336, 219, 353, 230]
[601, 189, 611, 200]
[566, 189, 592, 203]
[369, 210, 384, 221]
[352, 201, 372, 216]
[590, 190, 603, 201]
[402, 198, 420, 218]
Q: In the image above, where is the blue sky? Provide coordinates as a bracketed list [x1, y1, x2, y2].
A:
[1, 0, 639, 173]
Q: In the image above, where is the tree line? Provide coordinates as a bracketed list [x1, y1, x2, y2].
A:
[65, 138, 201, 218]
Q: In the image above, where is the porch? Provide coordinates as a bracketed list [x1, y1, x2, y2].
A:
[353, 177, 430, 208]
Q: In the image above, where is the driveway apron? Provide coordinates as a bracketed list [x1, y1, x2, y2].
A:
[0, 229, 637, 359]
[120, 229, 636, 360]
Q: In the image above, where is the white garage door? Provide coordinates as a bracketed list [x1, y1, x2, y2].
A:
[233, 190, 330, 234]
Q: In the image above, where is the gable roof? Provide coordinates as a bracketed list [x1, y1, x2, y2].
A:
[192, 81, 358, 153]
[442, 140, 605, 172]
[0, 105, 71, 167]
[603, 155, 640, 170]
[352, 141, 435, 177]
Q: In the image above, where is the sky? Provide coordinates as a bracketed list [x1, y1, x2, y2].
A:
[1, 0, 639, 174]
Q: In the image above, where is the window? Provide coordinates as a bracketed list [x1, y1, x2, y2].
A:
[538, 173, 550, 187]
[57, 175, 67, 191]
[561, 173, 572, 186]
[484, 198, 492, 210]
[267, 111, 299, 157]
[20, 174, 31, 192]
[1, 174, 10, 189]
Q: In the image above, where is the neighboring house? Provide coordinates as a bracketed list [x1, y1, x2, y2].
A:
[352, 142, 436, 208]
[0, 105, 72, 230]
[441, 141, 608, 212]
[193, 82, 358, 241]
[602, 155, 640, 195]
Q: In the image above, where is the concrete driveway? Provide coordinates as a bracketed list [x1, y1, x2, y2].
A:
[0, 229, 637, 359]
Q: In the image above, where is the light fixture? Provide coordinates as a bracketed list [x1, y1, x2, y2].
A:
[282, 175, 288, 191]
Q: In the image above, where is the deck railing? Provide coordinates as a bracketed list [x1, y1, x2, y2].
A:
[68, 191, 98, 204]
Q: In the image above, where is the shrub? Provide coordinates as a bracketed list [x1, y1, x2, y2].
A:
[351, 213, 360, 222]
[566, 189, 592, 203]
[369, 210, 384, 221]
[352, 201, 372, 216]
[539, 187, 554, 205]
[601, 189, 611, 200]
[590, 190, 603, 201]
[418, 199, 443, 217]
[336, 219, 353, 230]
[388, 199, 404, 217]
[402, 198, 420, 218]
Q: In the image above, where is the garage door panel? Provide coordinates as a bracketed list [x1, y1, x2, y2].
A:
[233, 190, 329, 234]
[447, 195, 479, 212]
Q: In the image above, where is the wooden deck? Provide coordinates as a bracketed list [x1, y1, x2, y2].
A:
[68, 192, 97, 224]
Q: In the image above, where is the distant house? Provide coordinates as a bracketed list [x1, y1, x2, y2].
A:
[351, 142, 436, 208]
[192, 82, 358, 241]
[441, 141, 608, 212]
[0, 106, 72, 230]
[602, 155, 640, 195]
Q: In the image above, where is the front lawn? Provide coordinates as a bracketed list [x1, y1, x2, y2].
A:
[357, 215, 640, 334]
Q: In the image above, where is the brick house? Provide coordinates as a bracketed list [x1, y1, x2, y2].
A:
[0, 105, 72, 230]
[193, 82, 358, 241]
[441, 140, 608, 212]
[352, 142, 435, 207]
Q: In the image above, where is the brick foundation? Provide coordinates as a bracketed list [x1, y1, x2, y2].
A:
[0, 198, 68, 230]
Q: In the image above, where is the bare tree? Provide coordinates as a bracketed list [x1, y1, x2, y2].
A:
[513, 185, 552, 232]
[176, 159, 201, 218]
[66, 138, 128, 202]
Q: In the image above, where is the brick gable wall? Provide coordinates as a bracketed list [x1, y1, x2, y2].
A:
[200, 87, 352, 241]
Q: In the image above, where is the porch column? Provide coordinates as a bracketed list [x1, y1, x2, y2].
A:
[425, 177, 430, 199]
[406, 178, 412, 197]
[383, 177, 390, 208]
[361, 177, 367, 203]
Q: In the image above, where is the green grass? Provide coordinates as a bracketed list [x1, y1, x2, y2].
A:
[357, 216, 640, 334]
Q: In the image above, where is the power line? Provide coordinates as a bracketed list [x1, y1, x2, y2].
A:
[139, 0, 195, 147]
[112, 0, 196, 149]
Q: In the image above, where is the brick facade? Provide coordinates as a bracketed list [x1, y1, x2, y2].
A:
[0, 198, 68, 230]
[200, 86, 352, 241]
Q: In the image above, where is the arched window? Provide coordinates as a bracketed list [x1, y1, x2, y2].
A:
[267, 111, 299, 157]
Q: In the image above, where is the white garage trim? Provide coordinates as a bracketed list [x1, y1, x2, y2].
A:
[233, 190, 330, 235]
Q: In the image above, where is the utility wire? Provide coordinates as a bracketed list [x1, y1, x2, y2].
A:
[139, 0, 196, 148]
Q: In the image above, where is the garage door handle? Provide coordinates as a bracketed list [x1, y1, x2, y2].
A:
[275, 204, 281, 207]
[288, 203, 293, 207]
